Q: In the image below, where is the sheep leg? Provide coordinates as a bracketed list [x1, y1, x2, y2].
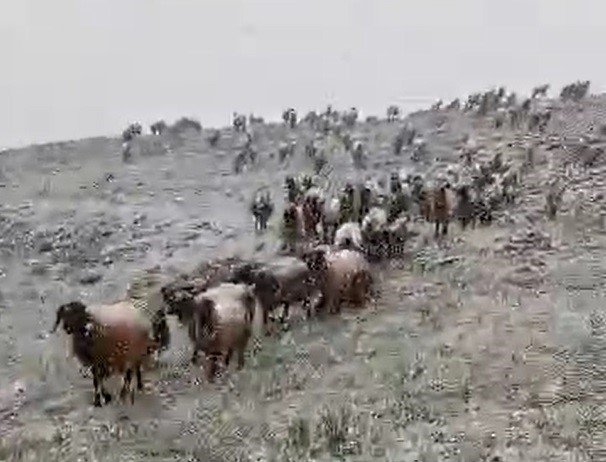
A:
[434, 220, 440, 238]
[279, 302, 290, 324]
[93, 366, 112, 407]
[136, 366, 144, 391]
[262, 307, 271, 336]
[120, 369, 133, 403]
[443, 220, 449, 236]
[225, 348, 233, 368]
[237, 346, 246, 370]
[204, 354, 218, 383]
[192, 349, 199, 365]
[93, 370, 103, 407]
[303, 297, 312, 319]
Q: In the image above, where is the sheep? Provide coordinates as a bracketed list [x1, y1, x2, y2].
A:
[231, 257, 319, 333]
[454, 184, 476, 230]
[186, 283, 256, 381]
[386, 105, 400, 122]
[150, 120, 168, 135]
[232, 113, 247, 132]
[303, 247, 373, 314]
[334, 222, 364, 252]
[531, 84, 550, 99]
[208, 130, 221, 147]
[51, 300, 164, 407]
[421, 184, 455, 237]
[282, 108, 298, 128]
[322, 197, 341, 244]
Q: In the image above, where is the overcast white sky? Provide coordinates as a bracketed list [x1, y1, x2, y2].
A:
[2, 0, 605, 148]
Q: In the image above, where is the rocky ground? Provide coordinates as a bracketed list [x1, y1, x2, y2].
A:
[1, 97, 606, 461]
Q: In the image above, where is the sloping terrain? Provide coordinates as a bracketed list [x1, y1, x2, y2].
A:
[2, 96, 606, 461]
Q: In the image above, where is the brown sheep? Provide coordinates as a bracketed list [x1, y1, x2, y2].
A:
[51, 300, 164, 407]
[303, 247, 373, 314]
[186, 283, 256, 382]
[421, 184, 455, 237]
[231, 257, 319, 334]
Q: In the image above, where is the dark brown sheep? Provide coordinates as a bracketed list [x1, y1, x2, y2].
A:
[186, 283, 256, 382]
[51, 300, 164, 407]
[231, 257, 319, 334]
[303, 247, 373, 314]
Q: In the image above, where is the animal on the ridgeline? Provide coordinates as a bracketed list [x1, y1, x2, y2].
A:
[150, 120, 168, 135]
[302, 247, 373, 314]
[171, 117, 202, 134]
[386, 105, 401, 122]
[560, 80, 590, 102]
[282, 108, 297, 128]
[182, 283, 256, 382]
[250, 191, 274, 232]
[531, 84, 550, 99]
[249, 114, 265, 125]
[446, 98, 461, 110]
[51, 300, 169, 406]
[122, 122, 143, 142]
[232, 113, 247, 132]
[431, 99, 443, 111]
[303, 111, 319, 129]
[342, 107, 359, 128]
[208, 129, 221, 147]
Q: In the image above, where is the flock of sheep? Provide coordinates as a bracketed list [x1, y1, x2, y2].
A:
[51, 79, 591, 408]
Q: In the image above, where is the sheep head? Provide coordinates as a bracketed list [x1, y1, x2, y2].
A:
[52, 301, 89, 335]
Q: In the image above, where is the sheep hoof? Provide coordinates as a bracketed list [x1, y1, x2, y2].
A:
[103, 392, 112, 404]
[94, 395, 102, 407]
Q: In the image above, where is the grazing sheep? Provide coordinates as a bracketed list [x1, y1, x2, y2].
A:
[342, 107, 359, 127]
[249, 114, 265, 125]
[51, 300, 163, 406]
[122, 122, 143, 142]
[171, 117, 202, 134]
[531, 84, 550, 99]
[186, 283, 256, 381]
[303, 248, 373, 314]
[446, 98, 461, 110]
[150, 120, 168, 135]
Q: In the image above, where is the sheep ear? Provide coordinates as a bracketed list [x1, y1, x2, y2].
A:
[51, 305, 65, 333]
